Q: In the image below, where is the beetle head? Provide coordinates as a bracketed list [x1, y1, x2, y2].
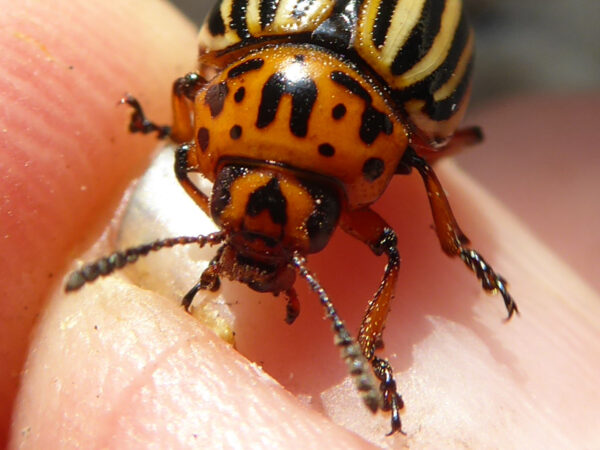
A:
[209, 162, 341, 293]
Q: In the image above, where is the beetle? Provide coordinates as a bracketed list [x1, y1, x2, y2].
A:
[65, 0, 518, 435]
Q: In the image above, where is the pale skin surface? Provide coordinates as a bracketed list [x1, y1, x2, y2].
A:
[2, 0, 599, 448]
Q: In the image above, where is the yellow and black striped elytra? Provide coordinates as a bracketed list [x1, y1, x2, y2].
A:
[66, 0, 518, 436]
[200, 0, 474, 146]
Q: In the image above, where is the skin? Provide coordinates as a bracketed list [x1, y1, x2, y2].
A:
[2, 0, 599, 447]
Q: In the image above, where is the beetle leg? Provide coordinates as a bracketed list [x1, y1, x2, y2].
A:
[174, 143, 210, 216]
[340, 208, 404, 435]
[121, 73, 206, 142]
[182, 245, 224, 311]
[170, 73, 207, 143]
[121, 94, 171, 139]
[404, 148, 519, 318]
[450, 126, 483, 147]
[284, 287, 300, 324]
[404, 126, 483, 165]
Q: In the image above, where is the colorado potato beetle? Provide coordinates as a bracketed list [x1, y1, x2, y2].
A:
[66, 0, 518, 435]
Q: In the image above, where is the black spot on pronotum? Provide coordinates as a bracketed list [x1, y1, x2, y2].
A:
[257, 70, 317, 138]
[197, 127, 209, 152]
[362, 158, 385, 182]
[234, 87, 246, 103]
[330, 71, 394, 144]
[318, 143, 335, 157]
[230, 125, 242, 140]
[205, 82, 229, 118]
[361, 109, 394, 144]
[332, 103, 347, 120]
[246, 178, 287, 225]
[330, 71, 371, 103]
[228, 58, 265, 79]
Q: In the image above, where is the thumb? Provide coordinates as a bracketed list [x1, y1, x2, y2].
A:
[0, 0, 196, 443]
[7, 1, 373, 448]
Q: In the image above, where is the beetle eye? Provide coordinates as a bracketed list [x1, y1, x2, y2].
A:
[304, 182, 341, 253]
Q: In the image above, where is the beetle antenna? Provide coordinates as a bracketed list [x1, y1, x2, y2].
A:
[291, 253, 381, 413]
[65, 231, 226, 292]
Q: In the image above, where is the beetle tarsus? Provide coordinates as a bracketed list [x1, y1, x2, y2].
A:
[460, 249, 519, 318]
[120, 94, 171, 139]
[373, 357, 406, 435]
[408, 149, 519, 319]
[285, 288, 300, 324]
[181, 245, 224, 311]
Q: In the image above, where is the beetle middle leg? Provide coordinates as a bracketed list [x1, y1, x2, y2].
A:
[174, 142, 211, 215]
[405, 126, 483, 164]
[403, 148, 519, 318]
[340, 207, 404, 435]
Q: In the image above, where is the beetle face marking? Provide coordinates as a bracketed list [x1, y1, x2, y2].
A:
[246, 177, 287, 225]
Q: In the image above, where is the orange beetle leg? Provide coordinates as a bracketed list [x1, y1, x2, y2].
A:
[284, 287, 300, 325]
[170, 73, 207, 143]
[340, 207, 404, 435]
[409, 126, 484, 164]
[404, 148, 519, 318]
[174, 143, 210, 216]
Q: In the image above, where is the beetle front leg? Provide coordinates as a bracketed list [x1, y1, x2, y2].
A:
[284, 287, 300, 324]
[174, 142, 210, 216]
[121, 73, 206, 142]
[121, 94, 171, 139]
[403, 126, 484, 165]
[170, 73, 207, 143]
[340, 207, 404, 435]
[182, 245, 224, 311]
[404, 148, 519, 318]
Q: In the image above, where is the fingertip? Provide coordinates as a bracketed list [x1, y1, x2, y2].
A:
[14, 279, 371, 448]
[1, 0, 197, 442]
